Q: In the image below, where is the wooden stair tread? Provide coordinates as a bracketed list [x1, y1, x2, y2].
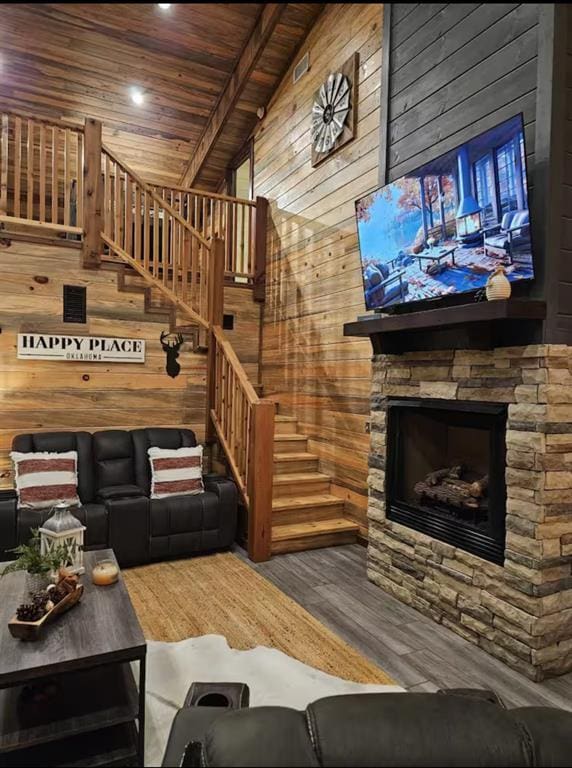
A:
[272, 494, 343, 511]
[271, 518, 359, 540]
[273, 472, 330, 484]
[274, 434, 306, 441]
[273, 452, 317, 461]
[275, 415, 297, 422]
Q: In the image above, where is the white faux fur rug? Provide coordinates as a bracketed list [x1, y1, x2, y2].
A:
[143, 634, 404, 766]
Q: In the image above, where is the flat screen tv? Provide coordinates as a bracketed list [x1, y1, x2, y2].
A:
[355, 114, 534, 311]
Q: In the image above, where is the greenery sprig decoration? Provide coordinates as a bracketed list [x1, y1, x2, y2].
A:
[1, 529, 69, 576]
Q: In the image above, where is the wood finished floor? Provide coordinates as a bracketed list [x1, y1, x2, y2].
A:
[238, 543, 572, 710]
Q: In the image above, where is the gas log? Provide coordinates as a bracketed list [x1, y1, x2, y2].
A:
[414, 467, 489, 510]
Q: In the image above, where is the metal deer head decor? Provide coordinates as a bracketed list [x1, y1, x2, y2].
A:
[160, 331, 184, 378]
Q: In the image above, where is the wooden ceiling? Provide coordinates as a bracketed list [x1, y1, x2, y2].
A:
[0, 3, 322, 188]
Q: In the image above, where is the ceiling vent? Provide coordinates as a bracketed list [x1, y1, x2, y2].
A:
[293, 51, 310, 84]
[63, 284, 87, 324]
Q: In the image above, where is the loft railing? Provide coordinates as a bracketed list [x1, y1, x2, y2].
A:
[208, 325, 275, 561]
[0, 112, 84, 234]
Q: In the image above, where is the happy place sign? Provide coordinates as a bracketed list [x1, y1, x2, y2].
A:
[17, 333, 146, 363]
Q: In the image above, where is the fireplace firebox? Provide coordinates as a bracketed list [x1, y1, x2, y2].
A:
[386, 399, 507, 564]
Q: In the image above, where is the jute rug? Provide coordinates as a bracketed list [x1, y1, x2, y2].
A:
[124, 551, 395, 685]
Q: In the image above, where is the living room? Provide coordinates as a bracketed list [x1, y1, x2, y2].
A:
[0, 3, 571, 767]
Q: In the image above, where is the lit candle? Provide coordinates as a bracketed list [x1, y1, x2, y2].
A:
[92, 560, 119, 586]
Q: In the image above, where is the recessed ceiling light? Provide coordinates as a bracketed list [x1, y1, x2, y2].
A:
[158, 3, 172, 9]
[130, 88, 145, 106]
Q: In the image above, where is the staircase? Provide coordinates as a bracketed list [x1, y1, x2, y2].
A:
[0, 109, 358, 562]
[272, 414, 359, 553]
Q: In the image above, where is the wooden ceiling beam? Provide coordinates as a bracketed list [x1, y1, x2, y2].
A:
[179, 3, 286, 187]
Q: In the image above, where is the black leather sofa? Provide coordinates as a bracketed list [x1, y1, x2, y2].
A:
[0, 428, 237, 567]
[161, 692, 572, 767]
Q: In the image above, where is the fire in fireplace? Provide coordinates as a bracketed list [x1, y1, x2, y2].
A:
[386, 398, 507, 564]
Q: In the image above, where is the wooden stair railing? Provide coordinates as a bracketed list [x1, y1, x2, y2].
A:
[153, 183, 268, 298]
[0, 111, 84, 235]
[97, 142, 214, 330]
[208, 325, 275, 562]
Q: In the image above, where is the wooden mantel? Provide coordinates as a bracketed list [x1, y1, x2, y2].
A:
[344, 299, 547, 354]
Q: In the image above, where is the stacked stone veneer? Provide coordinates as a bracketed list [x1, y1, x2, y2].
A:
[367, 344, 572, 681]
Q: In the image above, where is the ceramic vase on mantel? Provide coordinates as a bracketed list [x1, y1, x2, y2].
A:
[486, 267, 512, 301]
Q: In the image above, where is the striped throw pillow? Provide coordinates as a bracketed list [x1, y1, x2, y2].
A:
[148, 446, 204, 499]
[11, 450, 81, 509]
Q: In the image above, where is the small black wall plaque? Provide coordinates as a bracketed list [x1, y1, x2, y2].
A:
[63, 285, 87, 324]
[223, 314, 235, 331]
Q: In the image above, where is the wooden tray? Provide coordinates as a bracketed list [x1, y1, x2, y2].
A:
[9, 584, 84, 641]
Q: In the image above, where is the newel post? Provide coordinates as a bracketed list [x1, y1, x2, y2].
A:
[82, 118, 103, 268]
[247, 398, 274, 562]
[205, 237, 225, 446]
[253, 195, 268, 302]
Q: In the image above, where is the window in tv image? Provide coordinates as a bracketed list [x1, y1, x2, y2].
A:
[356, 114, 534, 311]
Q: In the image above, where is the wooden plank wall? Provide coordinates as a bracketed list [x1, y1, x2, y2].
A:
[554, 5, 572, 341]
[387, 4, 539, 182]
[0, 241, 260, 487]
[253, 4, 384, 532]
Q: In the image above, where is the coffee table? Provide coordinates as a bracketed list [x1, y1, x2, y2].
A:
[0, 549, 146, 767]
[415, 245, 457, 271]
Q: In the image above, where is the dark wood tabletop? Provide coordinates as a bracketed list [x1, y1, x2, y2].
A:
[0, 549, 146, 688]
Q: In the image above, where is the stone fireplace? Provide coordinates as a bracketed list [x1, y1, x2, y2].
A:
[367, 344, 572, 681]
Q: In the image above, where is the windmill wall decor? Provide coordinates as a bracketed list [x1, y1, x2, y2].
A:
[311, 52, 358, 167]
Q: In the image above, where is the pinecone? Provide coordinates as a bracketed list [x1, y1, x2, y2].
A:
[31, 591, 50, 611]
[50, 585, 68, 605]
[16, 603, 44, 622]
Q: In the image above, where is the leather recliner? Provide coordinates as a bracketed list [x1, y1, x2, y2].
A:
[1, 428, 237, 567]
[161, 692, 572, 767]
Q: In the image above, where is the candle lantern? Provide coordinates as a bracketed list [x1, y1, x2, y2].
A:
[39, 502, 86, 576]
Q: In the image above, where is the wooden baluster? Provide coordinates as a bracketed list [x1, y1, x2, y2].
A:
[143, 190, 150, 273]
[202, 196, 207, 241]
[14, 117, 22, 218]
[64, 130, 71, 226]
[225, 200, 232, 272]
[162, 208, 169, 286]
[51, 127, 59, 224]
[190, 231, 197, 309]
[133, 182, 142, 261]
[0, 114, 8, 216]
[76, 132, 84, 227]
[240, 202, 246, 276]
[26, 120, 34, 220]
[171, 219, 178, 295]
[103, 154, 111, 235]
[153, 198, 159, 278]
[205, 238, 225, 444]
[247, 398, 275, 562]
[82, 118, 103, 268]
[181, 226, 189, 303]
[193, 195, 198, 233]
[39, 124, 46, 222]
[114, 162, 122, 247]
[125, 175, 133, 256]
[232, 202, 238, 276]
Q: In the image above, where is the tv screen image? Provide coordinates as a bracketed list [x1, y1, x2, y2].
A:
[355, 114, 534, 311]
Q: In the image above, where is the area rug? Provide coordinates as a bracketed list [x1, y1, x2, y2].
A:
[143, 634, 405, 766]
[124, 551, 395, 684]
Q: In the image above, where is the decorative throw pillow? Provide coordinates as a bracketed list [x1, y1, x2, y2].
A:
[10, 450, 81, 509]
[148, 446, 204, 499]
